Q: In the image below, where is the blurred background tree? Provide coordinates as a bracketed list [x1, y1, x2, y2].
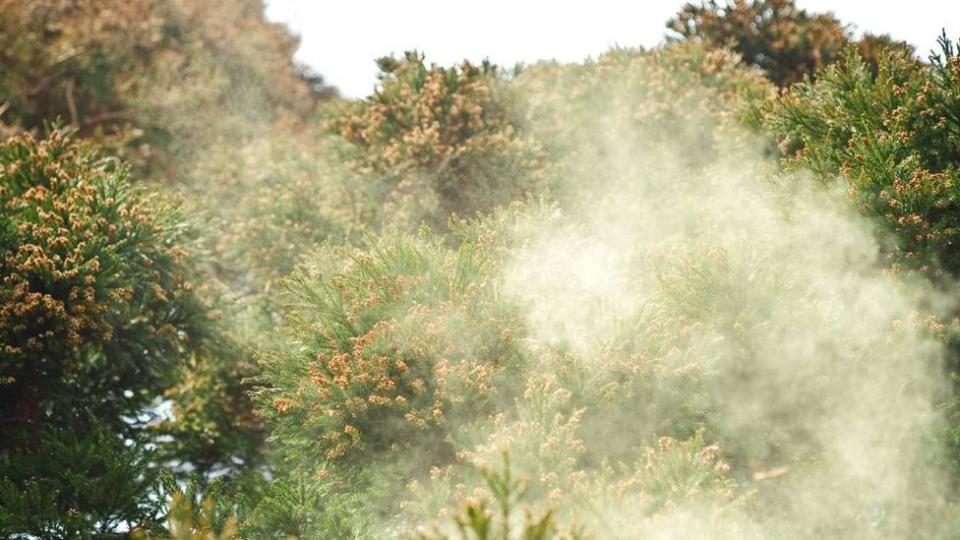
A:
[668, 0, 914, 86]
[0, 0, 334, 179]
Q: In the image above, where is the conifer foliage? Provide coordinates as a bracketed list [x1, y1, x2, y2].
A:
[330, 52, 545, 227]
[764, 34, 960, 277]
[255, 233, 527, 466]
[4, 1, 960, 538]
[0, 130, 219, 536]
[0, 0, 328, 178]
[669, 0, 913, 86]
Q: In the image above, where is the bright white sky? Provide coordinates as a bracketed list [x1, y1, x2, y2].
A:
[264, 1, 960, 98]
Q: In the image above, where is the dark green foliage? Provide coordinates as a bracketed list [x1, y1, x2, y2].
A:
[0, 1, 340, 490]
[0, 130, 224, 536]
[238, 477, 359, 539]
[0, 427, 169, 539]
[0, 130, 211, 444]
[764, 34, 960, 277]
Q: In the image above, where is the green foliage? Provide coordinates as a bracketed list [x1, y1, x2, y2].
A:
[0, 130, 240, 536]
[0, 427, 168, 539]
[162, 496, 238, 540]
[130, 477, 255, 539]
[761, 34, 960, 500]
[6, 0, 960, 537]
[668, 0, 913, 86]
[254, 233, 526, 466]
[156, 344, 264, 477]
[148, 487, 239, 540]
[415, 455, 580, 540]
[238, 476, 361, 539]
[764, 34, 960, 277]
[627, 431, 735, 513]
[330, 52, 545, 226]
[249, 38, 956, 538]
[0, 130, 211, 443]
[0, 1, 340, 488]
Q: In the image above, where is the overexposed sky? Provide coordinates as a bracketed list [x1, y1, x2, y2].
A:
[265, 1, 960, 98]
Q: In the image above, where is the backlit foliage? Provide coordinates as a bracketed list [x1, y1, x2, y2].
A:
[414, 455, 581, 540]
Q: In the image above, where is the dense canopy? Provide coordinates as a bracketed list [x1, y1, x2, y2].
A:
[2, 1, 960, 538]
